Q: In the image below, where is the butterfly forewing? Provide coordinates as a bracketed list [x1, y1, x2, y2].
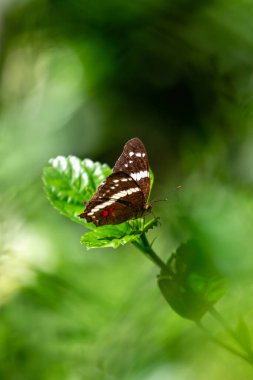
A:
[112, 137, 150, 202]
[79, 172, 145, 226]
[79, 137, 151, 226]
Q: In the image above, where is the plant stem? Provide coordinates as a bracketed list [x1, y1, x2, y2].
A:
[196, 321, 253, 366]
[210, 307, 253, 362]
[133, 232, 172, 274]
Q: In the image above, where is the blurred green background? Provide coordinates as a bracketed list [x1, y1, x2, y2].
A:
[1, 0, 253, 379]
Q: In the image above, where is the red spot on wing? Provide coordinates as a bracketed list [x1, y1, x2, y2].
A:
[103, 210, 109, 217]
[103, 206, 115, 218]
[102, 206, 115, 218]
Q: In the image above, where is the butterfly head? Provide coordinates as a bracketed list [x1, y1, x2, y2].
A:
[144, 202, 152, 212]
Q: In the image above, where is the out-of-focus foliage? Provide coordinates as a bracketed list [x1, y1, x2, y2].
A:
[1, 0, 253, 379]
[158, 240, 225, 321]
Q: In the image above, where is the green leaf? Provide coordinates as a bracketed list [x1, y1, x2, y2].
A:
[81, 217, 160, 249]
[158, 240, 225, 321]
[42, 156, 111, 227]
[80, 222, 137, 249]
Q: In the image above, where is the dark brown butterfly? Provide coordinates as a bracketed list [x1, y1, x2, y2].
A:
[79, 137, 151, 226]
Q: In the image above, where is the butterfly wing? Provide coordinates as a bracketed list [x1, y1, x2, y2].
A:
[79, 172, 145, 226]
[113, 137, 150, 202]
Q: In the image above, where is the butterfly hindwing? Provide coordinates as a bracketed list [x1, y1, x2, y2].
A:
[79, 172, 145, 226]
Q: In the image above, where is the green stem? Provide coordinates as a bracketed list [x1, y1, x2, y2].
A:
[133, 232, 172, 274]
[196, 321, 253, 366]
[210, 307, 253, 362]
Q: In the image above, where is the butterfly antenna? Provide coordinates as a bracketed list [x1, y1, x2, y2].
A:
[151, 185, 183, 205]
[151, 198, 168, 204]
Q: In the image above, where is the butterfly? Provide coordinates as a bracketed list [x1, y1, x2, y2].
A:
[79, 137, 151, 226]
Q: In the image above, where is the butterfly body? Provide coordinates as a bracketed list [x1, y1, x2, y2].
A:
[79, 138, 151, 226]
